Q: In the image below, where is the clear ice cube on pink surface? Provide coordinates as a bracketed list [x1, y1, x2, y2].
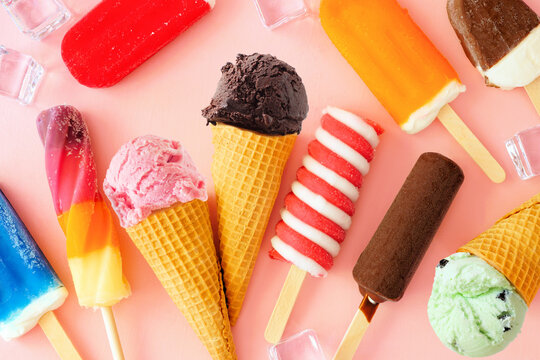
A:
[0, 46, 43, 104]
[253, 0, 319, 29]
[2, 0, 71, 40]
[506, 125, 540, 180]
[268, 329, 327, 360]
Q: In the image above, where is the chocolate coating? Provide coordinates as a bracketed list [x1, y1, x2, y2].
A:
[447, 0, 540, 71]
[353, 153, 464, 303]
[202, 53, 308, 135]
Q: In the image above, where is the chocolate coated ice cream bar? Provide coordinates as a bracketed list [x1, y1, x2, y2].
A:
[353, 152, 464, 303]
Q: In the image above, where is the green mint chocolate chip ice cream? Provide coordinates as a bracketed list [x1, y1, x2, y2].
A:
[428, 252, 527, 357]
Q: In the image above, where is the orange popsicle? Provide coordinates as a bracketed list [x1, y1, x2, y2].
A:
[320, 0, 506, 184]
[321, 0, 465, 134]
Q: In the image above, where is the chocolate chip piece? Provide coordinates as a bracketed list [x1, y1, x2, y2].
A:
[499, 312, 512, 332]
[438, 259, 449, 269]
[497, 290, 509, 301]
[449, 340, 460, 352]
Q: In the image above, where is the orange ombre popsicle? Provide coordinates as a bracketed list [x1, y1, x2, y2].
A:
[320, 0, 506, 183]
[321, 0, 463, 133]
[37, 105, 130, 359]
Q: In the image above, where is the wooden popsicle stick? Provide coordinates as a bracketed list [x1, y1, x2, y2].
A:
[438, 105, 506, 184]
[524, 77, 540, 117]
[332, 296, 379, 360]
[100, 307, 125, 360]
[38, 311, 83, 360]
[264, 265, 307, 344]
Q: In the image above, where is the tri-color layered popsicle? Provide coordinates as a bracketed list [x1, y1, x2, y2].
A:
[320, 0, 505, 183]
[37, 105, 130, 308]
[37, 105, 130, 360]
[0, 189, 67, 341]
[62, 0, 215, 87]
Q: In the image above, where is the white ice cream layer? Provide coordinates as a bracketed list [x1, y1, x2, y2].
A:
[323, 106, 379, 148]
[401, 80, 466, 135]
[0, 287, 68, 341]
[303, 156, 359, 202]
[281, 209, 341, 257]
[315, 128, 370, 176]
[482, 25, 540, 89]
[291, 182, 352, 230]
[271, 236, 328, 277]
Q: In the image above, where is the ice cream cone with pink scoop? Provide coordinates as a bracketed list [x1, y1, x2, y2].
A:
[104, 135, 237, 360]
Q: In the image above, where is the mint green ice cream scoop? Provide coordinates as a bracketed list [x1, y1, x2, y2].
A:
[428, 252, 527, 357]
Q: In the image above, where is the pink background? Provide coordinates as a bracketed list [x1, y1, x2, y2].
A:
[1, 0, 540, 359]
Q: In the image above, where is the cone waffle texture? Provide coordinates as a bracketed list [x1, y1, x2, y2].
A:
[459, 193, 540, 306]
[126, 199, 236, 360]
[211, 123, 296, 324]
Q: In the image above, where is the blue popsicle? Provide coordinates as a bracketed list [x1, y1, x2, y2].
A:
[0, 189, 68, 341]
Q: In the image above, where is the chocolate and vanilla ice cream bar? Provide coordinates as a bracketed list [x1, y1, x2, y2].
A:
[448, 0, 540, 89]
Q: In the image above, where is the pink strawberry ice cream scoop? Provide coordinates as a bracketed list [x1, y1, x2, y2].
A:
[103, 135, 207, 228]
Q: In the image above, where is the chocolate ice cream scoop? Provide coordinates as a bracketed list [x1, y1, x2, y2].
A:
[353, 152, 464, 303]
[202, 53, 308, 135]
[447, 0, 540, 88]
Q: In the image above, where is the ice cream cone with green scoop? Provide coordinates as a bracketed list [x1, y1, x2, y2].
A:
[428, 193, 540, 357]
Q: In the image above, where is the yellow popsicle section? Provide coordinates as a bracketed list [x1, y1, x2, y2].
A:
[320, 0, 465, 134]
[58, 201, 130, 307]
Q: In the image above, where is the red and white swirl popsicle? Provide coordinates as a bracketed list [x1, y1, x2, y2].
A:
[265, 106, 383, 343]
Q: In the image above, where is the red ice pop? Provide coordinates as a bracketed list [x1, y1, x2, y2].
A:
[62, 0, 215, 88]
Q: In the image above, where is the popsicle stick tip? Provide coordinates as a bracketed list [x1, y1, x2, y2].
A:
[38, 311, 83, 360]
[100, 307, 125, 360]
[490, 169, 506, 184]
[524, 77, 540, 117]
[437, 105, 506, 184]
[332, 301, 374, 360]
[265, 266, 307, 344]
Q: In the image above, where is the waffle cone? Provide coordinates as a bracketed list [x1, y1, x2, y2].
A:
[126, 199, 236, 360]
[459, 194, 540, 306]
[211, 124, 296, 324]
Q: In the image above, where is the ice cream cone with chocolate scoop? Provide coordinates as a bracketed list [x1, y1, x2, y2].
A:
[104, 135, 236, 360]
[202, 53, 309, 324]
[459, 194, 540, 306]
